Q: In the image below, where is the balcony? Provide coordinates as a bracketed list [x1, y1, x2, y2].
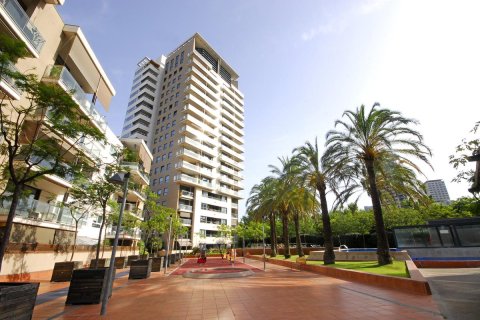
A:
[176, 161, 215, 178]
[121, 161, 150, 185]
[220, 144, 244, 162]
[42, 65, 107, 132]
[178, 136, 216, 157]
[180, 190, 194, 199]
[0, 198, 81, 229]
[181, 114, 217, 137]
[176, 148, 215, 166]
[180, 218, 192, 225]
[220, 126, 244, 144]
[0, 0, 45, 56]
[106, 228, 141, 239]
[231, 203, 239, 209]
[219, 154, 243, 170]
[183, 104, 216, 126]
[179, 204, 193, 212]
[174, 173, 215, 190]
[0, 56, 21, 99]
[219, 175, 244, 189]
[219, 165, 243, 179]
[178, 125, 218, 147]
[220, 135, 244, 153]
[218, 187, 241, 198]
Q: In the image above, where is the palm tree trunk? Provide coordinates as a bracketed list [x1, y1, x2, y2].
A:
[365, 159, 392, 265]
[269, 212, 277, 257]
[293, 212, 304, 257]
[281, 211, 290, 259]
[317, 185, 335, 265]
[0, 184, 23, 271]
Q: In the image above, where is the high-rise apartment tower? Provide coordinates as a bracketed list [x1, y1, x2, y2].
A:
[425, 179, 451, 204]
[121, 34, 244, 249]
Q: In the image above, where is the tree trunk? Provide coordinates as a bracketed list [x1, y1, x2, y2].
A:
[102, 225, 107, 258]
[269, 212, 277, 257]
[281, 211, 290, 259]
[317, 184, 335, 265]
[293, 212, 304, 257]
[0, 185, 23, 271]
[365, 159, 392, 265]
[93, 208, 107, 269]
[70, 220, 78, 261]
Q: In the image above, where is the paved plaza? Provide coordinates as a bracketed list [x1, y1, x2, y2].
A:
[32, 258, 444, 320]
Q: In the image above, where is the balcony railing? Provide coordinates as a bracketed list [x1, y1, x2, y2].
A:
[43, 65, 107, 131]
[174, 173, 214, 189]
[180, 190, 194, 198]
[180, 218, 192, 225]
[121, 161, 150, 184]
[179, 204, 193, 212]
[0, 0, 45, 53]
[0, 54, 21, 97]
[0, 198, 84, 228]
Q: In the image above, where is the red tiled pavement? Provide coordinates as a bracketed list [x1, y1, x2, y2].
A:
[171, 257, 262, 275]
[32, 258, 444, 319]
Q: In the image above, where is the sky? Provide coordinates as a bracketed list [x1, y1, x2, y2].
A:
[58, 0, 480, 214]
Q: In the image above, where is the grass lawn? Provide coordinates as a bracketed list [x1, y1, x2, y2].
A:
[265, 255, 409, 278]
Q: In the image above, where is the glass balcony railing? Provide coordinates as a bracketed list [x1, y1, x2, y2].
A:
[43, 65, 107, 131]
[180, 218, 192, 225]
[0, 53, 21, 95]
[179, 204, 193, 212]
[0, 197, 84, 227]
[0, 0, 45, 53]
[121, 161, 150, 183]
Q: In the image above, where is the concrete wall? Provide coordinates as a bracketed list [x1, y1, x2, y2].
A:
[407, 247, 480, 259]
[0, 246, 138, 277]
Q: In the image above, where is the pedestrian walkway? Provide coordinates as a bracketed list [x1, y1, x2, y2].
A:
[32, 258, 443, 319]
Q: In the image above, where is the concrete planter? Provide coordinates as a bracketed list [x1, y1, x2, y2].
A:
[127, 255, 140, 266]
[114, 257, 126, 269]
[150, 257, 163, 272]
[51, 261, 83, 282]
[89, 258, 109, 268]
[129, 260, 152, 279]
[66, 268, 114, 305]
[0, 282, 39, 320]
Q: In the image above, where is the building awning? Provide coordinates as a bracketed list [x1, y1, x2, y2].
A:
[58, 25, 116, 111]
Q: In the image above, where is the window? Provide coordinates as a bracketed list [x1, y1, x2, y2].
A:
[162, 154, 166, 161]
[156, 119, 160, 125]
[154, 167, 158, 174]
[160, 126, 164, 132]
[154, 138, 157, 144]
[160, 165, 165, 172]
[165, 175, 170, 183]
[155, 128, 159, 134]
[161, 201, 166, 206]
[173, 111, 177, 116]
[166, 123, 171, 129]
[171, 130, 175, 137]
[159, 177, 164, 183]
[176, 83, 180, 89]
[169, 141, 174, 147]
[176, 92, 179, 98]
[163, 143, 167, 150]
[157, 190, 162, 195]
[180, 51, 184, 63]
[166, 163, 172, 171]
[164, 188, 168, 195]
[159, 136, 163, 142]
[168, 151, 172, 159]
[152, 179, 157, 186]
[167, 113, 171, 119]
[155, 156, 160, 163]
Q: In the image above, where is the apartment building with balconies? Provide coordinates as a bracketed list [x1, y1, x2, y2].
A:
[0, 0, 125, 247]
[121, 33, 244, 249]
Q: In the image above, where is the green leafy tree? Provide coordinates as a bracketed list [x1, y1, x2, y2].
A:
[325, 103, 432, 265]
[0, 36, 105, 271]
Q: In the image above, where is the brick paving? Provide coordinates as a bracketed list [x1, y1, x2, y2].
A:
[32, 258, 444, 319]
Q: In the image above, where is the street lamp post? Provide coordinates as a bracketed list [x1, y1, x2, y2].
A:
[164, 214, 173, 274]
[262, 219, 266, 271]
[101, 172, 130, 316]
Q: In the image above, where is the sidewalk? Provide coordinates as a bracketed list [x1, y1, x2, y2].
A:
[32, 258, 443, 319]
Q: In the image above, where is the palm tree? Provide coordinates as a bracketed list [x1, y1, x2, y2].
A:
[294, 139, 355, 264]
[325, 103, 432, 265]
[269, 156, 303, 259]
[246, 176, 279, 257]
[289, 186, 317, 257]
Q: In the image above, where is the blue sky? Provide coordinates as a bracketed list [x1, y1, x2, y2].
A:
[59, 0, 480, 213]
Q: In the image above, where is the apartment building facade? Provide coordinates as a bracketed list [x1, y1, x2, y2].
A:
[121, 34, 244, 249]
[0, 0, 150, 247]
[425, 179, 451, 205]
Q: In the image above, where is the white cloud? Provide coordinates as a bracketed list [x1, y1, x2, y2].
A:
[301, 0, 390, 41]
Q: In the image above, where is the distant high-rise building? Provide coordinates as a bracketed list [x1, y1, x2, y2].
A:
[121, 33, 244, 249]
[425, 179, 451, 204]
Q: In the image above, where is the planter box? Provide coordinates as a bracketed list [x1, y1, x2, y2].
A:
[127, 255, 140, 266]
[150, 257, 163, 272]
[51, 261, 83, 282]
[139, 254, 149, 260]
[66, 268, 114, 305]
[0, 282, 39, 320]
[169, 254, 175, 265]
[89, 258, 109, 268]
[129, 260, 152, 279]
[114, 257, 126, 269]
